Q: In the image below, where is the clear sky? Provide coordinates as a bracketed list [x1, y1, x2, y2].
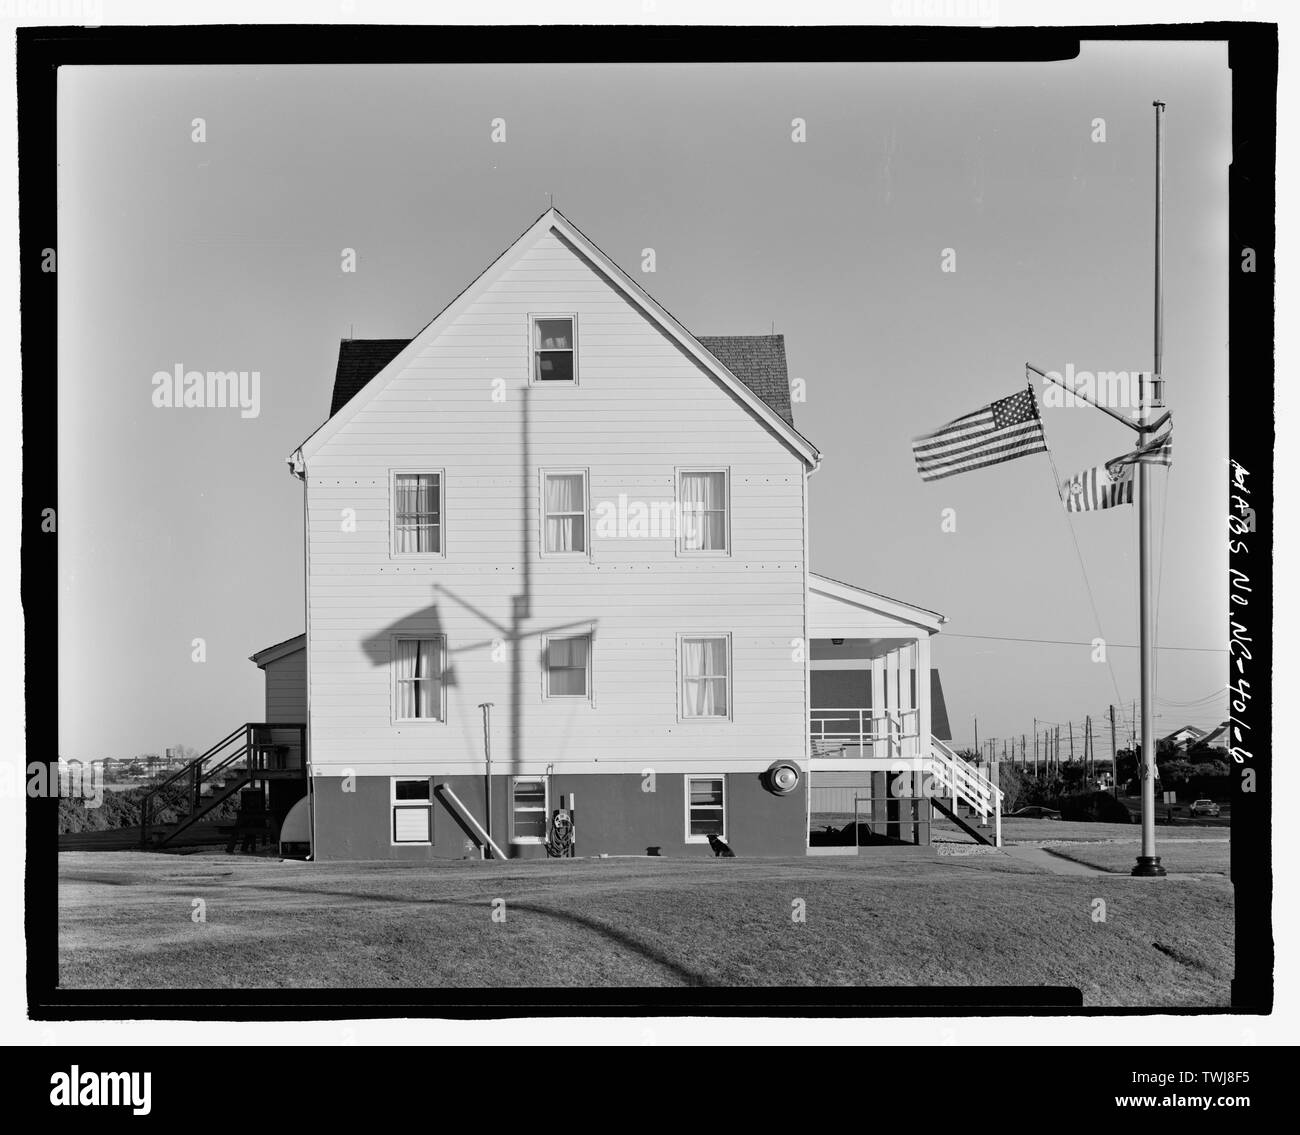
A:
[57, 43, 1230, 761]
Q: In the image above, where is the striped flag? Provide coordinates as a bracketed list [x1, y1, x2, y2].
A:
[1109, 419, 1174, 469]
[1061, 461, 1134, 512]
[912, 387, 1048, 482]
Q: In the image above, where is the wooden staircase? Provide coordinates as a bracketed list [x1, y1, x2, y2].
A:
[140, 723, 306, 848]
[927, 736, 1003, 847]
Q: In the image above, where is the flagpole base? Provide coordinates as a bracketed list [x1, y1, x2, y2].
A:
[1131, 856, 1167, 877]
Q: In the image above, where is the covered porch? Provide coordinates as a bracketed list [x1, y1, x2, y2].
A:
[805, 575, 959, 850]
[804, 574, 1001, 849]
[807, 574, 946, 766]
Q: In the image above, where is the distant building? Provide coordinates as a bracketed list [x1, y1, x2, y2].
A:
[1160, 724, 1207, 753]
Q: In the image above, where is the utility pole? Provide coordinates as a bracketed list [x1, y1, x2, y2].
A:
[1110, 704, 1120, 798]
[1133, 102, 1168, 876]
[1021, 733, 1026, 768]
[1069, 721, 1075, 766]
[974, 716, 979, 756]
[1085, 715, 1092, 778]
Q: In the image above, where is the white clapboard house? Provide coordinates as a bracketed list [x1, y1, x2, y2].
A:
[228, 209, 1001, 860]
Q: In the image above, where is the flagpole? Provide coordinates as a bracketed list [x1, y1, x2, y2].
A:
[1026, 363, 1145, 434]
[1133, 101, 1168, 877]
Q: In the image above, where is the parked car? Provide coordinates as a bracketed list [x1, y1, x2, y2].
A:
[1009, 806, 1062, 820]
[1189, 799, 1221, 817]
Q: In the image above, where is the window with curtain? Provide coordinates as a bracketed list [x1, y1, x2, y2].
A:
[543, 471, 587, 554]
[681, 635, 730, 718]
[511, 777, 549, 843]
[394, 638, 444, 721]
[393, 472, 441, 553]
[678, 470, 728, 552]
[533, 316, 575, 382]
[686, 775, 726, 841]
[545, 634, 590, 699]
[391, 778, 432, 843]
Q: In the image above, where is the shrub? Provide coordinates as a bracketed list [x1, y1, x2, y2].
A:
[1058, 790, 1131, 824]
[58, 782, 240, 834]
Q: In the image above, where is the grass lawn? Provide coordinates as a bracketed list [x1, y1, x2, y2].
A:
[1043, 838, 1229, 875]
[58, 850, 1232, 1005]
[933, 815, 1227, 844]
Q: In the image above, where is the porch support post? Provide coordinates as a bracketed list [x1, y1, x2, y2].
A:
[916, 635, 932, 758]
[898, 641, 915, 762]
[870, 656, 886, 758]
[885, 648, 901, 760]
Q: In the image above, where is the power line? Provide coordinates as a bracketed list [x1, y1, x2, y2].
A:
[942, 631, 1226, 653]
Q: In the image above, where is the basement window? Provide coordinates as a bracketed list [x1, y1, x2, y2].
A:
[510, 777, 549, 844]
[391, 778, 433, 844]
[532, 316, 576, 383]
[685, 775, 726, 843]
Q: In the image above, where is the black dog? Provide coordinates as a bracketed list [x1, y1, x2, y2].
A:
[707, 833, 736, 858]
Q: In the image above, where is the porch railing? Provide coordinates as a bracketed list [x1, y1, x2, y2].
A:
[809, 708, 920, 758]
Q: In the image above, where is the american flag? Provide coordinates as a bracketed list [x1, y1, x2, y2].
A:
[1061, 461, 1134, 512]
[912, 387, 1048, 482]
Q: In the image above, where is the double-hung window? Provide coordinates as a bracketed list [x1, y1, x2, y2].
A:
[532, 316, 576, 384]
[685, 775, 726, 843]
[393, 471, 443, 554]
[391, 777, 433, 844]
[510, 776, 549, 844]
[677, 469, 729, 553]
[544, 633, 592, 701]
[680, 634, 731, 719]
[542, 470, 588, 555]
[393, 636, 445, 722]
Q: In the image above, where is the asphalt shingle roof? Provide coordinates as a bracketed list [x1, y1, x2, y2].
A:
[328, 334, 794, 425]
[695, 334, 793, 426]
[330, 339, 410, 416]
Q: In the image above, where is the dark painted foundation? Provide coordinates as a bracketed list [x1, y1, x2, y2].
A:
[311, 771, 808, 861]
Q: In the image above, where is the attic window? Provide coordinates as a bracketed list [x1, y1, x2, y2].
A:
[533, 316, 576, 383]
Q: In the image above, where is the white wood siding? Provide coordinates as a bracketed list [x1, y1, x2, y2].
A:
[306, 230, 808, 776]
[264, 650, 307, 724]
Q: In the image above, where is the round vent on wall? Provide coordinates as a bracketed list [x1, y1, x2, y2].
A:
[763, 760, 801, 796]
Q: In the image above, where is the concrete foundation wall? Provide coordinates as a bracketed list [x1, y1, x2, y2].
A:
[311, 771, 807, 860]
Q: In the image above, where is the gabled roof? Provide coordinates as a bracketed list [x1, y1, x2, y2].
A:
[930, 670, 952, 741]
[329, 333, 796, 425]
[1196, 721, 1231, 748]
[249, 633, 305, 668]
[291, 208, 820, 470]
[809, 572, 947, 633]
[1161, 724, 1207, 744]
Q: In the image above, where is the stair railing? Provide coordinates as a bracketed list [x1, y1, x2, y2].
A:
[929, 735, 1004, 847]
[139, 723, 306, 847]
